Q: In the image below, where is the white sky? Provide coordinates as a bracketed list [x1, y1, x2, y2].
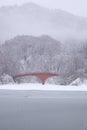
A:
[0, 0, 87, 17]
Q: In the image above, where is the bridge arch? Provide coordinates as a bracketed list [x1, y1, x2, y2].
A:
[13, 73, 58, 85]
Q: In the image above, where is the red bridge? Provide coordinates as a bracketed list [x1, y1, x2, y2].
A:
[13, 73, 58, 85]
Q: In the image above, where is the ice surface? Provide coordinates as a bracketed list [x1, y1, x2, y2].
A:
[0, 89, 87, 130]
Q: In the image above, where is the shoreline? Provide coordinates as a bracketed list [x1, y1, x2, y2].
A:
[0, 83, 87, 91]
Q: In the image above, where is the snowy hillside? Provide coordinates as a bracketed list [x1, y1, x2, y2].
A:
[0, 35, 87, 85]
[0, 3, 87, 86]
[0, 3, 87, 41]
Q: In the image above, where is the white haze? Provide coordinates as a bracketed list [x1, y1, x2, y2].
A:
[0, 3, 87, 42]
[0, 0, 87, 17]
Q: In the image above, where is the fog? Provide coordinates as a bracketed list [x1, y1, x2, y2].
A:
[0, 3, 87, 42]
[0, 0, 87, 17]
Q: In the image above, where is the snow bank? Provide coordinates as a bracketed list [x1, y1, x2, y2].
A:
[70, 78, 87, 86]
[0, 83, 87, 91]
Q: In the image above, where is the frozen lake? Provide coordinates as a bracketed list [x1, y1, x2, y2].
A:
[0, 90, 87, 130]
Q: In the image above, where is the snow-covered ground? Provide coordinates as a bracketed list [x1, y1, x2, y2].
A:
[0, 83, 87, 91]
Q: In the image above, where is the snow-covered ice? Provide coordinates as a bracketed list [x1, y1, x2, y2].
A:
[0, 83, 87, 91]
